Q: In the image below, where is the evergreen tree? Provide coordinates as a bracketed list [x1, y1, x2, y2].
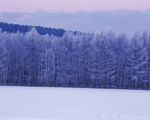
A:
[127, 34, 148, 89]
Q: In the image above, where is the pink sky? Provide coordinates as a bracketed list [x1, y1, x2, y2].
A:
[0, 0, 150, 12]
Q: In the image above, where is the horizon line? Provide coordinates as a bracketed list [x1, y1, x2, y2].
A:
[1, 9, 150, 13]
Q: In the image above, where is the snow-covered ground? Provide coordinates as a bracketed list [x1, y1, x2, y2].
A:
[0, 87, 150, 120]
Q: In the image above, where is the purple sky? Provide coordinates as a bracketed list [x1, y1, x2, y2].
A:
[0, 0, 150, 12]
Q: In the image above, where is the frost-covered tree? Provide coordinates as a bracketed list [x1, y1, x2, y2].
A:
[113, 34, 128, 88]
[0, 31, 8, 84]
[79, 33, 93, 87]
[127, 33, 148, 89]
[142, 32, 150, 89]
[0, 27, 150, 89]
[89, 32, 117, 88]
[25, 28, 42, 85]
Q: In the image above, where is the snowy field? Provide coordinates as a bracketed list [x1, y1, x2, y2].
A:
[0, 87, 150, 120]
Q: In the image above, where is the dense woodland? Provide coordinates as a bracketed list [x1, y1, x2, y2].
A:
[0, 27, 150, 89]
[0, 22, 65, 37]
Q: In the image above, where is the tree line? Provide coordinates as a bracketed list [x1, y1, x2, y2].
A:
[0, 22, 65, 37]
[0, 28, 150, 89]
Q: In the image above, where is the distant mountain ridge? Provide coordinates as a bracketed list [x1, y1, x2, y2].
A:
[0, 22, 66, 37]
[1, 10, 150, 35]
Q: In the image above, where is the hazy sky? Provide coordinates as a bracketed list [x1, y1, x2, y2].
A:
[0, 0, 150, 12]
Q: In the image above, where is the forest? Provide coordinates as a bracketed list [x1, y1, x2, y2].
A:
[0, 22, 65, 37]
[0, 27, 150, 89]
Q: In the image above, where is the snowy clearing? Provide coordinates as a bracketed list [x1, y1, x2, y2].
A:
[0, 87, 150, 120]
